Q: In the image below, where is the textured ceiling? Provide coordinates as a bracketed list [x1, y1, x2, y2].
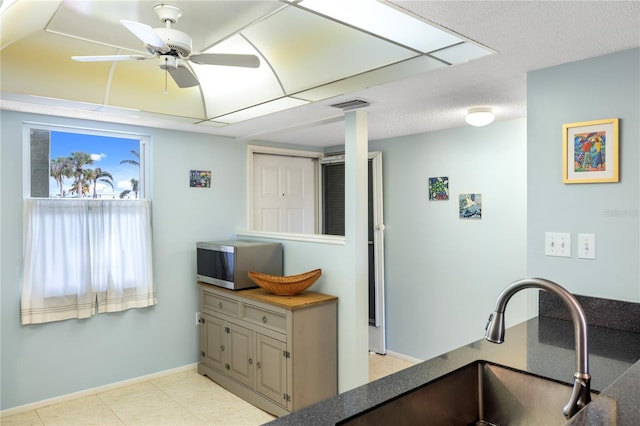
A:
[1, 1, 639, 147]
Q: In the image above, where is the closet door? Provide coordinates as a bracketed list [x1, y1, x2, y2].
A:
[253, 154, 316, 233]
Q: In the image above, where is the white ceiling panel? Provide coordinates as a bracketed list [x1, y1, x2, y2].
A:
[241, 6, 420, 94]
[295, 55, 447, 102]
[196, 34, 284, 119]
[46, 1, 147, 52]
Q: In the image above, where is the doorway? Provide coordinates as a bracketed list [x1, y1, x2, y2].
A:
[321, 152, 386, 354]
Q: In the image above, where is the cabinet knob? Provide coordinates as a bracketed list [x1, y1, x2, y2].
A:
[248, 358, 253, 365]
[257, 362, 261, 369]
[221, 345, 225, 351]
[218, 302, 223, 309]
[262, 316, 268, 323]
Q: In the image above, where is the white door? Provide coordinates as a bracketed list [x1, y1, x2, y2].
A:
[253, 154, 317, 234]
[368, 153, 386, 355]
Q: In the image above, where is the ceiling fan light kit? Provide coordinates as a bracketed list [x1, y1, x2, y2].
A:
[159, 55, 177, 70]
[465, 107, 495, 127]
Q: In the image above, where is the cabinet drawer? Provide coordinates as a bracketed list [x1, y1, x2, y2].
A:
[243, 305, 287, 333]
[202, 291, 239, 317]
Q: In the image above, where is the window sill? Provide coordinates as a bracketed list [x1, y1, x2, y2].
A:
[236, 229, 345, 245]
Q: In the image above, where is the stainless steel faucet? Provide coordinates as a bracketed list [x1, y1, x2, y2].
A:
[484, 278, 591, 419]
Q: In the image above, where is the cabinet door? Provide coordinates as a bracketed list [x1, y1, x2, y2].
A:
[256, 333, 287, 407]
[201, 313, 226, 372]
[227, 322, 254, 387]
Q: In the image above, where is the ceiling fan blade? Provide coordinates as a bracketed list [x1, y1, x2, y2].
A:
[72, 55, 151, 62]
[168, 64, 200, 88]
[120, 19, 169, 53]
[189, 53, 260, 68]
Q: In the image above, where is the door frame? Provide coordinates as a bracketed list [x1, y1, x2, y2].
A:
[320, 151, 386, 354]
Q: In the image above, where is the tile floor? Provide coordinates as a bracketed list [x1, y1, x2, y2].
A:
[2, 353, 416, 426]
[368, 352, 416, 382]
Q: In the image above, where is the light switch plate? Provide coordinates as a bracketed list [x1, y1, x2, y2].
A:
[578, 233, 596, 259]
[545, 232, 571, 257]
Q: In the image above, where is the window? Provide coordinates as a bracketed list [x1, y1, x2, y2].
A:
[21, 125, 155, 325]
[28, 128, 146, 199]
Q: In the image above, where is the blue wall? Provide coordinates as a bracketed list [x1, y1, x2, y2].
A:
[0, 111, 247, 410]
[369, 119, 530, 360]
[527, 48, 640, 301]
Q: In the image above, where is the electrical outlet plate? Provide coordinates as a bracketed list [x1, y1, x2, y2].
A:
[578, 233, 596, 259]
[545, 232, 571, 257]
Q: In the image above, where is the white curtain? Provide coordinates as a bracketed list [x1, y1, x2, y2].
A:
[21, 198, 156, 325]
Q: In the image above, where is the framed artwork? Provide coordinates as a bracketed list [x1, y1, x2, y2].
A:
[190, 170, 211, 188]
[459, 193, 482, 219]
[428, 176, 449, 200]
[562, 118, 619, 183]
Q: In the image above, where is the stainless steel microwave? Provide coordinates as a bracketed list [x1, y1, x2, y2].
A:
[196, 240, 283, 290]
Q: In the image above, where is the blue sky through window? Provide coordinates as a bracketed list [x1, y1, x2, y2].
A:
[49, 131, 140, 198]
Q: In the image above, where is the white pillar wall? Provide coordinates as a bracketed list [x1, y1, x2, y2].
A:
[342, 110, 370, 389]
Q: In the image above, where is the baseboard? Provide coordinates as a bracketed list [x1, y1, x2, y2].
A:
[378, 350, 423, 364]
[0, 363, 198, 418]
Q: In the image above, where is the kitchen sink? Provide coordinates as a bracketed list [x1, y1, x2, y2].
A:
[338, 360, 605, 426]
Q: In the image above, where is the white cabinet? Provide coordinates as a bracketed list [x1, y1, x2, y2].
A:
[198, 284, 338, 416]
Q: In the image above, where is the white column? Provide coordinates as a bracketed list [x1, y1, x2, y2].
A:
[341, 110, 369, 390]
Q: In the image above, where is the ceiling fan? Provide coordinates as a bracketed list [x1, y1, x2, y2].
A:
[71, 4, 260, 88]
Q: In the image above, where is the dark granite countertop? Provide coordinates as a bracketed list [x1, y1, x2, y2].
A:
[267, 316, 640, 425]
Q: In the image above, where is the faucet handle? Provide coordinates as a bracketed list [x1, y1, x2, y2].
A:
[484, 313, 494, 332]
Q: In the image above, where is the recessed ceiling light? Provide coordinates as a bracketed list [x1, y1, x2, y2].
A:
[465, 107, 495, 127]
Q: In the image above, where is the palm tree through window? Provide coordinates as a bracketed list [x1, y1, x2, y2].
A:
[30, 129, 142, 199]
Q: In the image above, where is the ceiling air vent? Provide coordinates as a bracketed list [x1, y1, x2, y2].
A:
[330, 99, 370, 111]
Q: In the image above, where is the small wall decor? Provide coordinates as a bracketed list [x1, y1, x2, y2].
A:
[428, 176, 449, 200]
[459, 193, 482, 219]
[190, 170, 211, 188]
[563, 118, 619, 183]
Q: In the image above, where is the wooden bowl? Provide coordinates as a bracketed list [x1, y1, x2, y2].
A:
[248, 269, 322, 296]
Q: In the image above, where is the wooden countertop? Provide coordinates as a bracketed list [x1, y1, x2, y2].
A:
[198, 283, 337, 310]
